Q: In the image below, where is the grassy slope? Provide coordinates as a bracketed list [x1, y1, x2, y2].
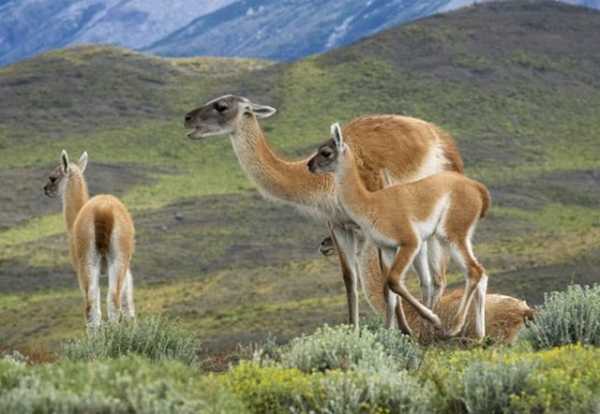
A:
[1, 1, 600, 352]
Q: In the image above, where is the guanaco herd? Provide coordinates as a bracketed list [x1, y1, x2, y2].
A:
[44, 94, 533, 343]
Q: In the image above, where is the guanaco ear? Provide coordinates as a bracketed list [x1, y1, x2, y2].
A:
[78, 151, 88, 173]
[61, 150, 69, 173]
[250, 102, 277, 119]
[330, 122, 345, 152]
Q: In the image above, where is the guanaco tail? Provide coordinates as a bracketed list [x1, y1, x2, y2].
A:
[44, 150, 136, 328]
[307, 123, 491, 338]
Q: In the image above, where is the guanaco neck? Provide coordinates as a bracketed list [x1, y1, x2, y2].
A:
[230, 114, 332, 206]
[62, 168, 89, 235]
[334, 147, 373, 222]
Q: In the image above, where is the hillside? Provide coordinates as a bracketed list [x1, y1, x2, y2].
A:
[1, 0, 600, 354]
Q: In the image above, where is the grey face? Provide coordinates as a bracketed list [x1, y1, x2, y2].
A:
[44, 165, 65, 198]
[184, 95, 246, 140]
[307, 138, 340, 174]
[319, 236, 336, 257]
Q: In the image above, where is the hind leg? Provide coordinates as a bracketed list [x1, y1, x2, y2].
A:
[428, 237, 448, 309]
[413, 243, 434, 308]
[120, 269, 135, 320]
[446, 239, 486, 338]
[78, 255, 101, 330]
[107, 256, 128, 322]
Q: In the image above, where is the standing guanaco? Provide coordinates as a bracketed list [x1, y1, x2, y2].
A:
[184, 95, 463, 329]
[308, 124, 490, 338]
[44, 150, 135, 328]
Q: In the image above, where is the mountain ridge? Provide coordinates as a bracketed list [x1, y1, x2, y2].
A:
[1, 0, 599, 66]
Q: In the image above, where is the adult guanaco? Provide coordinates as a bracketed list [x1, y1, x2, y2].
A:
[44, 150, 135, 328]
[308, 123, 491, 338]
[184, 95, 464, 329]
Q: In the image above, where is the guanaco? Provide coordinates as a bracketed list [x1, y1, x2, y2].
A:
[320, 240, 533, 344]
[44, 150, 135, 328]
[184, 95, 464, 329]
[308, 123, 491, 338]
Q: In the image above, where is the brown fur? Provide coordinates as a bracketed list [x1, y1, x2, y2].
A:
[309, 128, 491, 338]
[405, 288, 532, 344]
[184, 96, 464, 326]
[44, 153, 135, 326]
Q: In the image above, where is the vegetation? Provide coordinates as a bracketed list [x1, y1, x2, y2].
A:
[62, 317, 199, 364]
[1, 0, 599, 364]
[522, 284, 600, 349]
[2, 285, 600, 414]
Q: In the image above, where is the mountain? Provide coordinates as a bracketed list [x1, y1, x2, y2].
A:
[1, 0, 599, 66]
[1, 1, 600, 351]
[0, 0, 236, 66]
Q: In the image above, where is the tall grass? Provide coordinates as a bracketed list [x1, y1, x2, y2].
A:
[62, 317, 199, 364]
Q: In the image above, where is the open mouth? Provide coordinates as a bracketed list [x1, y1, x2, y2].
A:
[186, 128, 204, 140]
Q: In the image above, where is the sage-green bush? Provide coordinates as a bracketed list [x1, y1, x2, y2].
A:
[522, 284, 600, 349]
[460, 361, 535, 414]
[279, 324, 421, 374]
[279, 324, 398, 373]
[62, 317, 199, 364]
[0, 356, 245, 414]
[309, 370, 433, 414]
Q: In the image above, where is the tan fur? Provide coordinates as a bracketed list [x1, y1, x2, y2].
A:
[407, 289, 532, 344]
[355, 248, 530, 343]
[185, 96, 464, 327]
[309, 129, 491, 338]
[48, 155, 135, 326]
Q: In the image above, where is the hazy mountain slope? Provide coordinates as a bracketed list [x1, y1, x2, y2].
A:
[147, 0, 452, 60]
[0, 0, 235, 65]
[2, 0, 599, 66]
[1, 1, 599, 351]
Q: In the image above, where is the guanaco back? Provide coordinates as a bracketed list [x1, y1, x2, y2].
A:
[44, 150, 135, 328]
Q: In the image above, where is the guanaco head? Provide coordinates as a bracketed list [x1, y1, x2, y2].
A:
[44, 150, 88, 198]
[307, 122, 346, 175]
[184, 94, 277, 140]
[319, 236, 336, 257]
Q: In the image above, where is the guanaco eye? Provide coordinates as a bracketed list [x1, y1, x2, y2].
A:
[49, 177, 56, 183]
[321, 148, 333, 158]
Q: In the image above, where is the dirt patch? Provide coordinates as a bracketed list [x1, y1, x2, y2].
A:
[0, 162, 156, 231]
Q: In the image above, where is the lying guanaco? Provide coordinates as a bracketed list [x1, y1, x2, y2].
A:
[320, 240, 532, 344]
[308, 124, 491, 338]
[44, 150, 135, 328]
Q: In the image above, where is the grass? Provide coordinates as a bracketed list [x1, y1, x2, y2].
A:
[1, 1, 600, 351]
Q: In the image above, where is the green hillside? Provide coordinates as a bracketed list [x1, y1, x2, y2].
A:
[1, 1, 600, 353]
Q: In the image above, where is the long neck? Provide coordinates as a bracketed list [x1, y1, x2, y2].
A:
[230, 115, 332, 205]
[62, 171, 89, 234]
[335, 148, 372, 220]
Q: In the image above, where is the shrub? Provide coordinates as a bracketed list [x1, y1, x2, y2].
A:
[279, 324, 419, 373]
[309, 370, 433, 414]
[0, 356, 245, 414]
[522, 284, 600, 349]
[224, 361, 433, 414]
[509, 345, 600, 414]
[370, 324, 422, 370]
[224, 362, 316, 414]
[62, 317, 199, 364]
[460, 360, 535, 414]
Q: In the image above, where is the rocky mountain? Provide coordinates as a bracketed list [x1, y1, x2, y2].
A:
[1, 0, 599, 65]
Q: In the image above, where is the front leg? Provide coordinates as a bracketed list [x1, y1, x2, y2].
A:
[385, 240, 443, 330]
[329, 223, 359, 330]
